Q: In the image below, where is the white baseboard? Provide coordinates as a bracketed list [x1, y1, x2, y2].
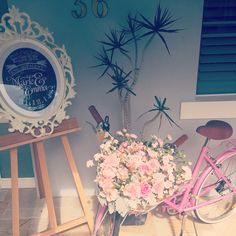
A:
[0, 178, 96, 196]
[85, 188, 96, 196]
[54, 188, 96, 197]
[0, 177, 36, 188]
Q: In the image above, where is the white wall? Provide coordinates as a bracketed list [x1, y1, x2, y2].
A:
[7, 0, 236, 196]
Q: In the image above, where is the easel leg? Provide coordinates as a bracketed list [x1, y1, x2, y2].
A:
[32, 143, 45, 198]
[34, 141, 57, 231]
[10, 148, 19, 236]
[61, 135, 94, 233]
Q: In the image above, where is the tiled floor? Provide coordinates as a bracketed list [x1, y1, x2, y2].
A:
[0, 188, 236, 235]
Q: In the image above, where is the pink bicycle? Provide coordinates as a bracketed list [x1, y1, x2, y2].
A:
[163, 119, 236, 224]
[89, 106, 236, 235]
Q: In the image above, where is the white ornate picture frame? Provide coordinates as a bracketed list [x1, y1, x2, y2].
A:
[0, 6, 76, 137]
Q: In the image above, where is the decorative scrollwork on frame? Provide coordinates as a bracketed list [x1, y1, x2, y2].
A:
[0, 6, 76, 137]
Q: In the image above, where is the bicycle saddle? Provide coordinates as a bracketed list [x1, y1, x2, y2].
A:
[196, 120, 233, 140]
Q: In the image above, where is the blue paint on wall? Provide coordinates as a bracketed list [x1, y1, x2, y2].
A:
[0, 1, 34, 178]
[7, 0, 159, 81]
[0, 124, 34, 178]
[0, 0, 8, 18]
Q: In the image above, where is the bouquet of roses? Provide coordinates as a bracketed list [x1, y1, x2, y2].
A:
[87, 129, 191, 217]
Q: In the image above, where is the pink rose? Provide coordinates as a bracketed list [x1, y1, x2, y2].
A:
[117, 167, 129, 180]
[103, 153, 120, 168]
[139, 163, 150, 174]
[121, 141, 128, 148]
[153, 180, 165, 198]
[123, 183, 141, 199]
[127, 142, 141, 153]
[147, 149, 156, 158]
[127, 156, 142, 170]
[127, 160, 138, 171]
[105, 188, 119, 202]
[99, 178, 114, 190]
[102, 167, 116, 179]
[148, 159, 160, 171]
[140, 182, 151, 198]
[116, 131, 123, 136]
[130, 134, 138, 139]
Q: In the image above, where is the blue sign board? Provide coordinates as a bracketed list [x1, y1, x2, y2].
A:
[2, 47, 57, 112]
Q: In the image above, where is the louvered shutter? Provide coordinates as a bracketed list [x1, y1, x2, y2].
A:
[196, 0, 236, 95]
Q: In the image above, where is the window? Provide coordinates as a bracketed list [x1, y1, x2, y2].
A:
[196, 0, 236, 95]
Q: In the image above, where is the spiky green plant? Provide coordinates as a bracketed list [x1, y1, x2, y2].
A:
[93, 3, 180, 131]
[138, 96, 181, 138]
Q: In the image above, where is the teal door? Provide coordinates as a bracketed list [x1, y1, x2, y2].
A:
[0, 123, 34, 178]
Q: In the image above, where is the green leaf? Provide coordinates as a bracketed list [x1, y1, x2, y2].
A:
[138, 96, 182, 131]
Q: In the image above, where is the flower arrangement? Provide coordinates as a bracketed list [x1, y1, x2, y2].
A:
[87, 129, 192, 217]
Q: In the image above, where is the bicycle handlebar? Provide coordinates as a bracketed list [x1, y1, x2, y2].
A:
[172, 134, 188, 147]
[88, 105, 188, 147]
[88, 105, 104, 125]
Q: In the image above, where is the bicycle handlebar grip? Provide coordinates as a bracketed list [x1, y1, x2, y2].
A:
[173, 134, 188, 147]
[88, 105, 104, 125]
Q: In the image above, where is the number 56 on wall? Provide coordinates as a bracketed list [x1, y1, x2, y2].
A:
[71, 0, 108, 18]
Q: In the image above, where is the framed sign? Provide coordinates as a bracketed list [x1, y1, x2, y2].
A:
[0, 6, 75, 137]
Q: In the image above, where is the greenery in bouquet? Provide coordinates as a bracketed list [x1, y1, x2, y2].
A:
[87, 129, 191, 217]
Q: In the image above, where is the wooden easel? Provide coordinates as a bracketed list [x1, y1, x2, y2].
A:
[0, 118, 94, 236]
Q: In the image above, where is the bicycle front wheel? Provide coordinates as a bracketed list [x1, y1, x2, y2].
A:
[194, 152, 236, 223]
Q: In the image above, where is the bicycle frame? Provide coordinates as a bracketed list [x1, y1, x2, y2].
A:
[163, 139, 236, 214]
